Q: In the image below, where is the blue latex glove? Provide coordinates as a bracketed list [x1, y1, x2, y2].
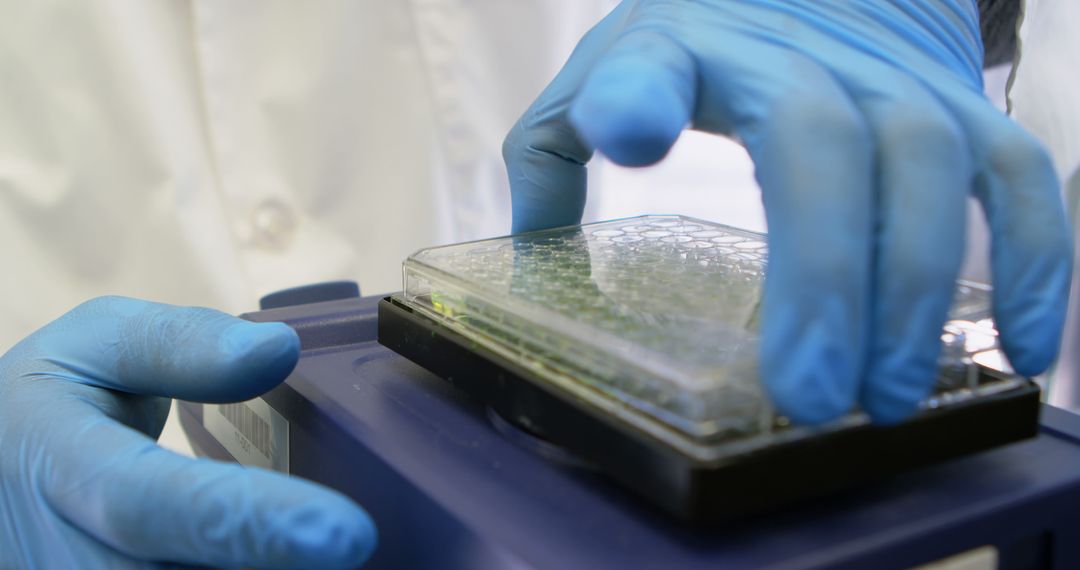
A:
[504, 1, 1073, 425]
[0, 297, 377, 568]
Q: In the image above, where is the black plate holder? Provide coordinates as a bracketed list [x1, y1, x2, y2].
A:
[378, 296, 1041, 523]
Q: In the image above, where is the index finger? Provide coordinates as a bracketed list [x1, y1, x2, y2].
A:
[11, 296, 300, 403]
[505, 3, 636, 233]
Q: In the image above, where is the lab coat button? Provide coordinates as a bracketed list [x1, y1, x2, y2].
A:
[249, 198, 297, 251]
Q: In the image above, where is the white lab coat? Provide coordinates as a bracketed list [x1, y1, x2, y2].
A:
[0, 1, 619, 454]
[1010, 0, 1080, 406]
[0, 1, 614, 350]
[0, 0, 1075, 456]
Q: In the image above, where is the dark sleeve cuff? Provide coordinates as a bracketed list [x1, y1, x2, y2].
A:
[979, 0, 1020, 67]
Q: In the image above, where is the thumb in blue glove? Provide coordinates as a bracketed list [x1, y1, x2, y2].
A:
[504, 0, 1073, 425]
[0, 296, 377, 569]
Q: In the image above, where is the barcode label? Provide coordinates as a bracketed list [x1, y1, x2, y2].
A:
[203, 398, 289, 472]
[219, 403, 272, 459]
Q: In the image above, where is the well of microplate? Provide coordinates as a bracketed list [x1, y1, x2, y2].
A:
[378, 216, 1039, 521]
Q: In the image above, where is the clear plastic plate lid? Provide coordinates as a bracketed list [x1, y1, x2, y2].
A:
[401, 216, 1017, 459]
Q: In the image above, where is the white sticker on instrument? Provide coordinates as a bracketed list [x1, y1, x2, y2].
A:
[203, 398, 289, 473]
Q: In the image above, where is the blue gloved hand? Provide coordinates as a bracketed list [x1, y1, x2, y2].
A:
[0, 296, 377, 568]
[504, 0, 1073, 425]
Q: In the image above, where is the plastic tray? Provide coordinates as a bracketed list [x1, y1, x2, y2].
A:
[399, 216, 1023, 461]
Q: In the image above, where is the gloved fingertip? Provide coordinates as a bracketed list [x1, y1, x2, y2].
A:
[221, 321, 296, 353]
[1002, 330, 1059, 378]
[860, 372, 932, 426]
[216, 322, 300, 399]
[279, 495, 378, 569]
[570, 63, 688, 167]
[509, 158, 588, 234]
[997, 294, 1067, 377]
[865, 401, 919, 426]
[762, 338, 855, 425]
[769, 383, 851, 425]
